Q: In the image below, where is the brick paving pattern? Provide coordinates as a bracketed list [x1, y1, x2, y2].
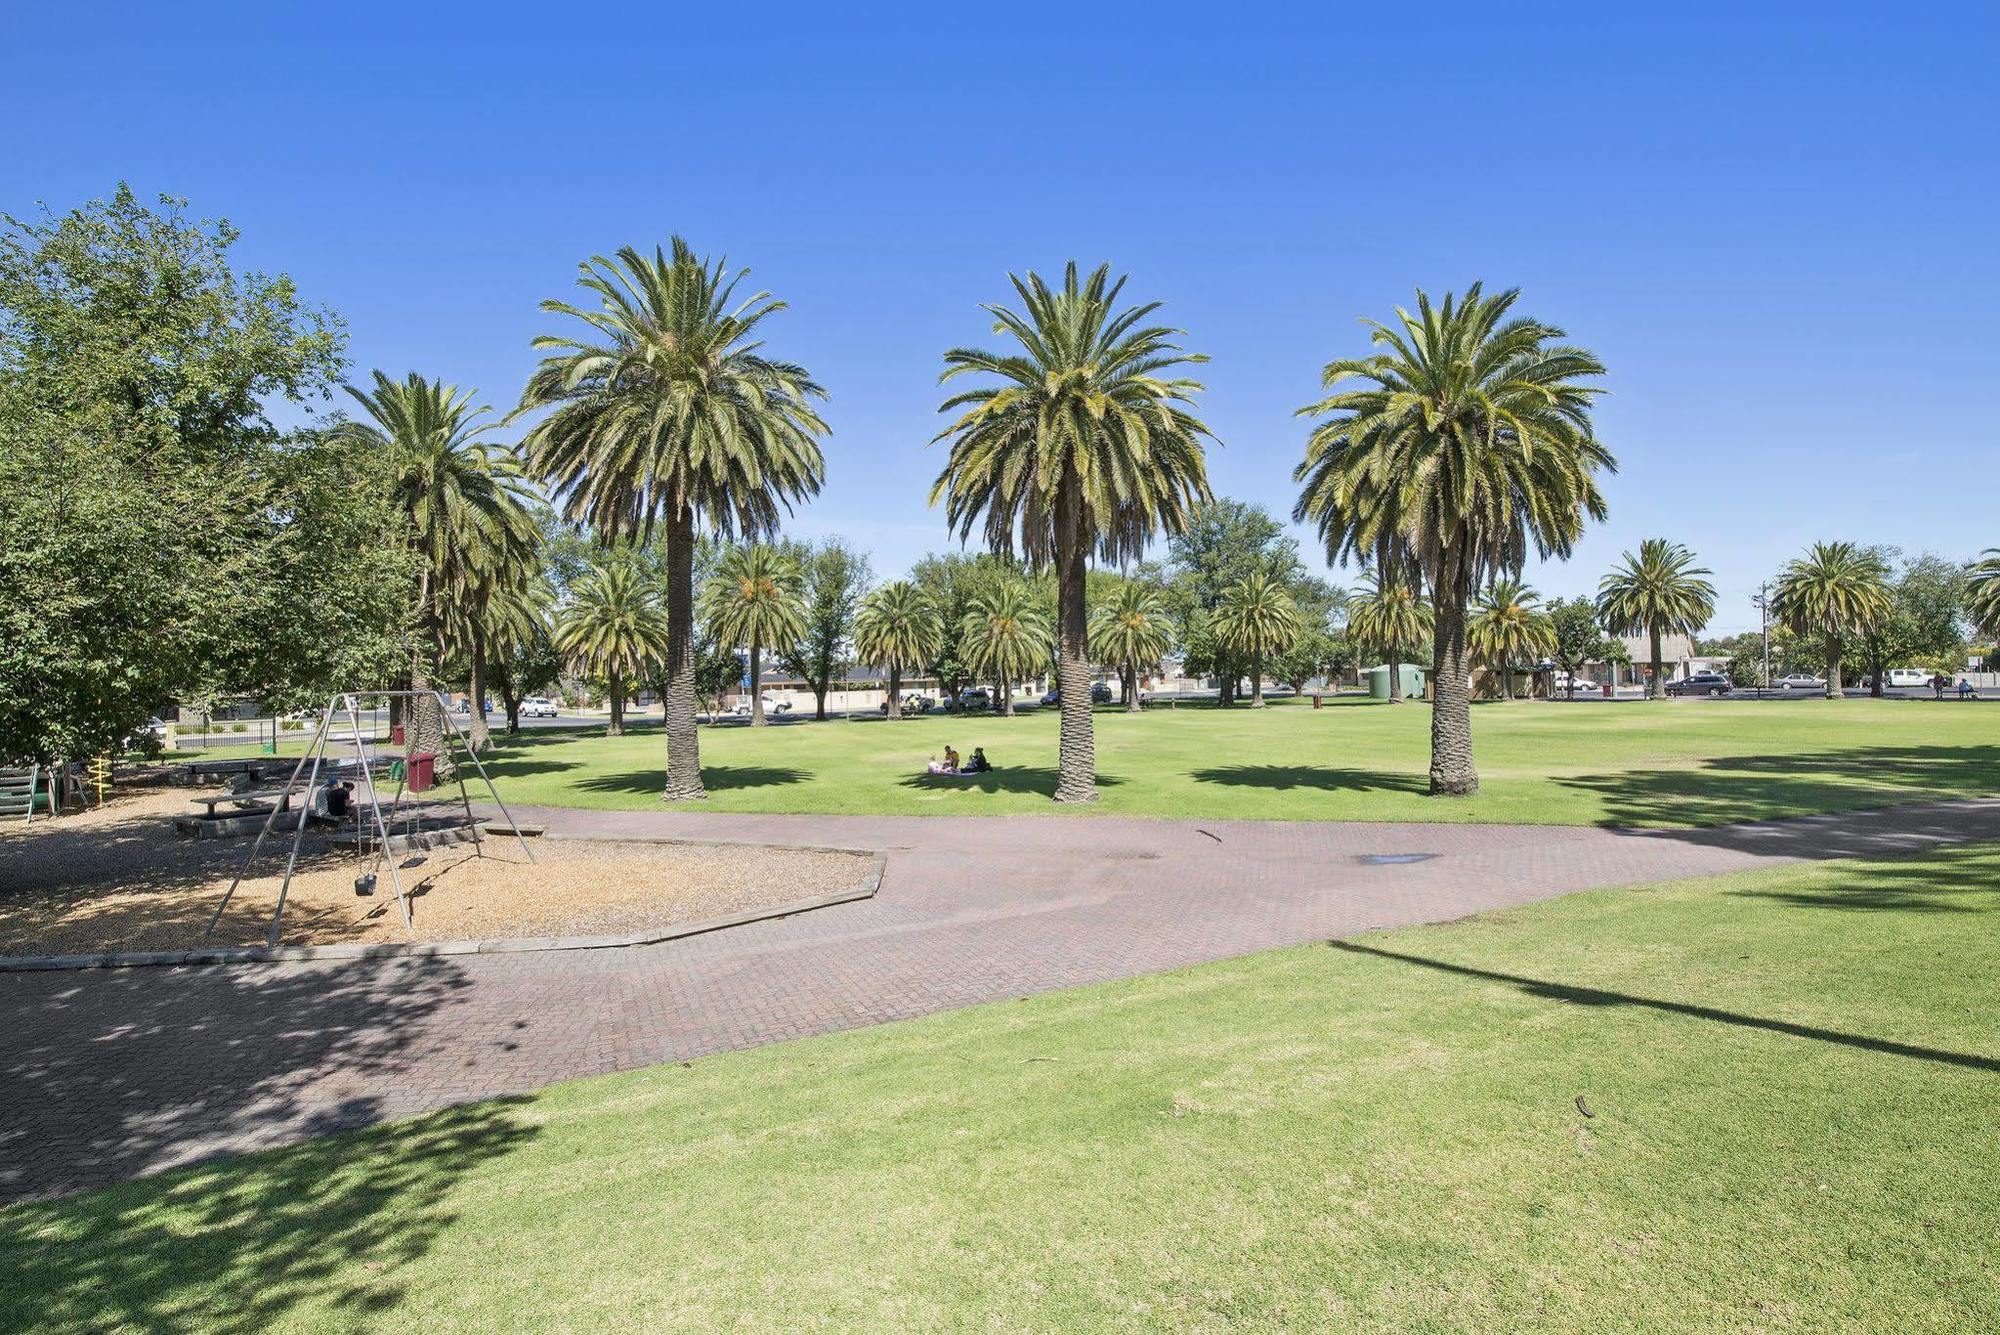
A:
[5, 799, 1997, 1202]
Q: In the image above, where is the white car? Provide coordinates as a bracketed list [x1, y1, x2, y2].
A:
[729, 696, 792, 717]
[521, 697, 560, 718]
[1884, 668, 1931, 689]
[1774, 674, 1826, 691]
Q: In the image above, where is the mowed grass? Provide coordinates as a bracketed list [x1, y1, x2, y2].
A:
[428, 696, 1994, 826]
[6, 842, 1997, 1331]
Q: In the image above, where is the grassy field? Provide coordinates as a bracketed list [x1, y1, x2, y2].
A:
[6, 841, 1996, 1330]
[221, 696, 2000, 827]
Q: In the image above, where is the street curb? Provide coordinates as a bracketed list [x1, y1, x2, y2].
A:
[0, 849, 888, 973]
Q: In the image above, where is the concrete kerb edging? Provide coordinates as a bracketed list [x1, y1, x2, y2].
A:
[0, 839, 888, 973]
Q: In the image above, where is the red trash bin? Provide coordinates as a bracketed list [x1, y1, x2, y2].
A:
[1602, 681, 1614, 699]
[406, 752, 436, 792]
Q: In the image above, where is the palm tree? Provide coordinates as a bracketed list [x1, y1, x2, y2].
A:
[1296, 284, 1611, 794]
[1467, 579, 1556, 699]
[554, 556, 671, 736]
[1213, 571, 1301, 707]
[854, 581, 943, 721]
[338, 371, 538, 766]
[1771, 541, 1893, 698]
[1089, 580, 1175, 713]
[960, 580, 1052, 717]
[698, 543, 807, 726]
[1970, 550, 2000, 642]
[520, 239, 827, 798]
[443, 559, 551, 750]
[1594, 539, 1715, 699]
[1342, 567, 1433, 703]
[931, 262, 1216, 802]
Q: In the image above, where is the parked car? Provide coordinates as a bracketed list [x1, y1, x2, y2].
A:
[1550, 671, 1594, 694]
[1666, 672, 1732, 697]
[521, 697, 559, 718]
[880, 694, 931, 716]
[729, 695, 793, 717]
[1774, 673, 1826, 691]
[954, 687, 991, 711]
[1090, 682, 1113, 704]
[1866, 667, 1932, 689]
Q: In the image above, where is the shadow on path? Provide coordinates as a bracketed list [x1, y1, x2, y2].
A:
[1331, 940, 2000, 1074]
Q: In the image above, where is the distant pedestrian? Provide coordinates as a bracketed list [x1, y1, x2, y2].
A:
[1933, 672, 1948, 700]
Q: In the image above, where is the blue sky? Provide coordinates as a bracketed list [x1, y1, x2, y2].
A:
[6, 3, 1996, 634]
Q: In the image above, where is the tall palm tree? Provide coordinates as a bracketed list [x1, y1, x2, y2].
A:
[1296, 284, 1611, 794]
[1771, 541, 1893, 698]
[960, 580, 1052, 717]
[931, 262, 1216, 802]
[520, 239, 827, 798]
[338, 371, 538, 765]
[1467, 579, 1556, 700]
[1970, 550, 2000, 642]
[854, 581, 943, 722]
[698, 543, 807, 726]
[1089, 580, 1175, 713]
[1343, 567, 1433, 703]
[1594, 539, 1715, 699]
[554, 556, 671, 736]
[1213, 570, 1301, 707]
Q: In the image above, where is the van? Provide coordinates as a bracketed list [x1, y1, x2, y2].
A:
[1886, 668, 1930, 689]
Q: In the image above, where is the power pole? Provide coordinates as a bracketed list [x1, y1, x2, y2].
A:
[1754, 582, 1771, 691]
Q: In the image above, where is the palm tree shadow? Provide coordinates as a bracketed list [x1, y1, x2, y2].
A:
[1191, 764, 1428, 795]
[1331, 939, 2000, 1073]
[898, 768, 1126, 798]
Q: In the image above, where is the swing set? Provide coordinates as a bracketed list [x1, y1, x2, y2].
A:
[203, 689, 535, 947]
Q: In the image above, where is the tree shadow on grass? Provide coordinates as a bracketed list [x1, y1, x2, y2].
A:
[898, 768, 1126, 798]
[1728, 840, 2000, 915]
[0, 954, 539, 1328]
[1557, 744, 2000, 831]
[571, 765, 810, 798]
[1331, 938, 2000, 1073]
[1191, 764, 1429, 796]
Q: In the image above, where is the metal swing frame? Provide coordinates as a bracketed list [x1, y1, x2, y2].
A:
[203, 689, 535, 947]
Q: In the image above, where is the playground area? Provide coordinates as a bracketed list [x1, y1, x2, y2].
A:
[0, 785, 871, 955]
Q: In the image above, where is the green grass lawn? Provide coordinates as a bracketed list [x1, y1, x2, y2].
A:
[219, 696, 1996, 826]
[7, 841, 1996, 1330]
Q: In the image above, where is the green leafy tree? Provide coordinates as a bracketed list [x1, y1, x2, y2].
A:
[1594, 539, 1715, 699]
[0, 185, 349, 765]
[960, 580, 1053, 716]
[521, 239, 827, 797]
[1297, 284, 1611, 793]
[1771, 541, 1893, 698]
[1213, 571, 1301, 708]
[488, 582, 564, 734]
[854, 581, 944, 721]
[1546, 596, 1614, 698]
[1163, 500, 1302, 705]
[931, 262, 1216, 802]
[1269, 575, 1345, 696]
[1468, 579, 1556, 700]
[1970, 550, 2000, 647]
[699, 544, 808, 726]
[1852, 552, 1968, 693]
[1088, 579, 1175, 712]
[554, 556, 671, 735]
[776, 538, 872, 720]
[1344, 568, 1433, 702]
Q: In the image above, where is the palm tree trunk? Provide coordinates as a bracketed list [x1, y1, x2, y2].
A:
[887, 664, 902, 720]
[750, 640, 765, 726]
[467, 647, 490, 751]
[1429, 555, 1478, 796]
[1501, 662, 1513, 701]
[1251, 648, 1265, 707]
[1827, 649, 1843, 700]
[503, 692, 521, 735]
[1869, 649, 1886, 698]
[407, 567, 448, 773]
[1053, 491, 1097, 803]
[607, 678, 625, 737]
[1647, 626, 1664, 699]
[663, 501, 706, 801]
[1126, 658, 1141, 713]
[1000, 672, 1014, 717]
[1387, 642, 1404, 702]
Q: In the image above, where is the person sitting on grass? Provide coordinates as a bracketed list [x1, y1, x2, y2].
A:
[962, 747, 992, 774]
[943, 744, 962, 773]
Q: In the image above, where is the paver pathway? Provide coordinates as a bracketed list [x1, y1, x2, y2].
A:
[6, 799, 1998, 1202]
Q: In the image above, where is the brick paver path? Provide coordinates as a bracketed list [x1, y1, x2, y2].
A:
[6, 799, 1998, 1202]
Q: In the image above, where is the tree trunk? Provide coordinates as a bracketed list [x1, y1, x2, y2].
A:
[663, 502, 706, 801]
[1000, 673, 1014, 717]
[887, 664, 902, 720]
[1646, 626, 1663, 699]
[407, 567, 449, 774]
[467, 648, 490, 751]
[1126, 658, 1141, 713]
[1250, 648, 1266, 707]
[1501, 662, 1514, 701]
[1428, 556, 1478, 796]
[1827, 650, 1843, 700]
[814, 682, 829, 721]
[1869, 650, 1885, 698]
[503, 692, 521, 735]
[1387, 642, 1404, 702]
[1053, 491, 1097, 803]
[749, 640, 766, 726]
[607, 677, 625, 737]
